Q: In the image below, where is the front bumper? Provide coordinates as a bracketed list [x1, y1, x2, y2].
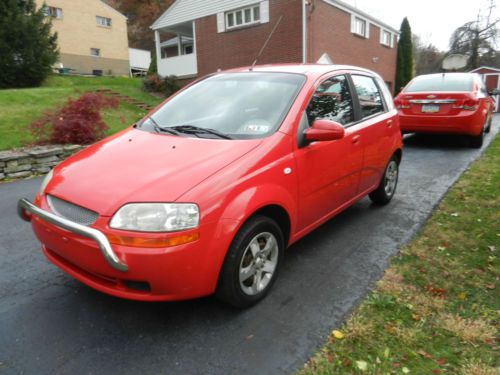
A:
[18, 198, 239, 301]
[18, 198, 128, 271]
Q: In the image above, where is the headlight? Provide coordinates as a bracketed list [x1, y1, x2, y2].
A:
[39, 169, 54, 195]
[109, 203, 199, 232]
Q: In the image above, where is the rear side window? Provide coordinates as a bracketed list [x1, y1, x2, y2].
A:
[351, 75, 384, 118]
[306, 75, 354, 126]
[405, 74, 473, 92]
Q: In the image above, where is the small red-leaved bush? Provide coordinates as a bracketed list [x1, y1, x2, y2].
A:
[31, 93, 119, 145]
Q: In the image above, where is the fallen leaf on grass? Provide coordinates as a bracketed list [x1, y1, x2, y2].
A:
[450, 212, 459, 217]
[332, 330, 344, 339]
[432, 370, 442, 374]
[457, 292, 466, 300]
[425, 285, 447, 298]
[412, 314, 421, 321]
[417, 350, 433, 359]
[355, 360, 368, 371]
[435, 358, 447, 365]
[402, 367, 410, 374]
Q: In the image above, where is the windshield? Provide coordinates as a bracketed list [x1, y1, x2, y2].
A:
[405, 74, 473, 93]
[139, 72, 306, 140]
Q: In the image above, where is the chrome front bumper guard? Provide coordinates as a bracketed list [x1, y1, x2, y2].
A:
[17, 198, 128, 272]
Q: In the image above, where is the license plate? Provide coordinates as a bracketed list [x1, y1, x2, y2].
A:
[422, 104, 440, 113]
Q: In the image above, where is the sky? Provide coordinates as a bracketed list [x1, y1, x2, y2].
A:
[341, 0, 500, 51]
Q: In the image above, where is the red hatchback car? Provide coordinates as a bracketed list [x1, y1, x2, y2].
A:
[18, 64, 402, 307]
[395, 73, 495, 148]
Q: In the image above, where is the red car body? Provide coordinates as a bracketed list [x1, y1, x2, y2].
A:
[395, 73, 494, 138]
[19, 64, 402, 303]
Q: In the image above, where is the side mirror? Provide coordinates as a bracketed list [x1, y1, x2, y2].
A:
[488, 88, 500, 96]
[305, 119, 345, 142]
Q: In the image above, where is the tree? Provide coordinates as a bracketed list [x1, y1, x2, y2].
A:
[449, 0, 499, 70]
[104, 0, 175, 50]
[0, 0, 58, 88]
[413, 35, 445, 75]
[395, 17, 414, 93]
[147, 53, 157, 75]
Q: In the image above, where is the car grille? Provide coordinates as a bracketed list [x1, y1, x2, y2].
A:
[46, 195, 99, 226]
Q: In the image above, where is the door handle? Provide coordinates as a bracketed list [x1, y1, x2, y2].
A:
[352, 135, 361, 144]
[386, 120, 393, 128]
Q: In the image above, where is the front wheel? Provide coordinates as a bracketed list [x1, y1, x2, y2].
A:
[216, 215, 284, 308]
[369, 155, 399, 205]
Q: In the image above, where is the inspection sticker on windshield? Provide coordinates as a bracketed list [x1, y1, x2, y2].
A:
[244, 124, 271, 133]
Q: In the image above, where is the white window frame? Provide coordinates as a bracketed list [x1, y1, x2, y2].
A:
[225, 4, 261, 30]
[351, 15, 370, 38]
[96, 16, 112, 27]
[380, 29, 394, 48]
[90, 48, 101, 57]
[43, 6, 63, 19]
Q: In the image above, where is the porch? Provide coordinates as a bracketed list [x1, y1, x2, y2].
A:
[154, 21, 198, 78]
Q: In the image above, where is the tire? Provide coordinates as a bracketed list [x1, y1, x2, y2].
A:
[369, 155, 399, 205]
[485, 117, 492, 134]
[216, 215, 284, 308]
[469, 126, 484, 148]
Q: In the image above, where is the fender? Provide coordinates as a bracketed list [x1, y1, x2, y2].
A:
[220, 183, 298, 240]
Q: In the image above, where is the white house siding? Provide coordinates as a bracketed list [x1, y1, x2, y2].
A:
[152, 0, 261, 29]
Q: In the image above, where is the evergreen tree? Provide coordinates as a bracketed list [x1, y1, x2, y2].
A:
[147, 53, 157, 75]
[0, 0, 59, 88]
[395, 17, 414, 93]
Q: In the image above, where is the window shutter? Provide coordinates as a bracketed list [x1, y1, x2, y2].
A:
[365, 22, 370, 38]
[390, 33, 395, 48]
[217, 12, 225, 33]
[350, 14, 356, 33]
[380, 29, 384, 44]
[260, 0, 270, 24]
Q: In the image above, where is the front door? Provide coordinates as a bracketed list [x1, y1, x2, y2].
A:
[294, 74, 363, 232]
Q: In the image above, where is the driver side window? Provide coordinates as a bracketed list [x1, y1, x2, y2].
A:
[306, 75, 354, 126]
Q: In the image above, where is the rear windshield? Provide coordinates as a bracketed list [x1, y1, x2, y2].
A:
[405, 74, 473, 92]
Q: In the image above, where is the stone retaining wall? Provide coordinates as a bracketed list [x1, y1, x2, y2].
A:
[0, 145, 85, 181]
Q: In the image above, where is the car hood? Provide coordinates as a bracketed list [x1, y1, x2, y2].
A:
[47, 128, 262, 216]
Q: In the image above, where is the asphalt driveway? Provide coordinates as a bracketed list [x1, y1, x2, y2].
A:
[0, 116, 498, 375]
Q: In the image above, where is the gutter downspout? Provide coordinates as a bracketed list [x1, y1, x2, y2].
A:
[302, 0, 307, 63]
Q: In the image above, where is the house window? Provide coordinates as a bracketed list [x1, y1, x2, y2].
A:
[184, 44, 193, 55]
[96, 16, 112, 27]
[90, 48, 101, 57]
[43, 6, 63, 19]
[352, 16, 369, 38]
[381, 30, 393, 47]
[226, 4, 260, 29]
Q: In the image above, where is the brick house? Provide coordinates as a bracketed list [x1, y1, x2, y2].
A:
[151, 0, 398, 91]
[470, 66, 500, 112]
[35, 0, 130, 76]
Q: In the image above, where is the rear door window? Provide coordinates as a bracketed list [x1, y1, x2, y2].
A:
[351, 75, 385, 119]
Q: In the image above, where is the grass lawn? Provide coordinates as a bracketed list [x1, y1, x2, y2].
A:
[301, 135, 499, 374]
[0, 75, 163, 150]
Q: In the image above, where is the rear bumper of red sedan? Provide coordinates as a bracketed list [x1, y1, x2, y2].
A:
[18, 198, 236, 302]
[399, 109, 485, 136]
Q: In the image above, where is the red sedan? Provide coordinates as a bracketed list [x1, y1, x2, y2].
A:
[395, 73, 494, 148]
[18, 64, 402, 308]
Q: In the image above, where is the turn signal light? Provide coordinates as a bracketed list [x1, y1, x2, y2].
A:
[107, 232, 200, 248]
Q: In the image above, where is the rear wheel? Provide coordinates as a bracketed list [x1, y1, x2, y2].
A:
[485, 117, 492, 133]
[216, 215, 284, 308]
[369, 155, 399, 205]
[469, 126, 484, 148]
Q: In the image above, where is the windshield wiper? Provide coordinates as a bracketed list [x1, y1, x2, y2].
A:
[167, 125, 233, 140]
[148, 117, 179, 136]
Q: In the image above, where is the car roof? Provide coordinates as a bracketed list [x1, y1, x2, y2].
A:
[223, 63, 379, 79]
